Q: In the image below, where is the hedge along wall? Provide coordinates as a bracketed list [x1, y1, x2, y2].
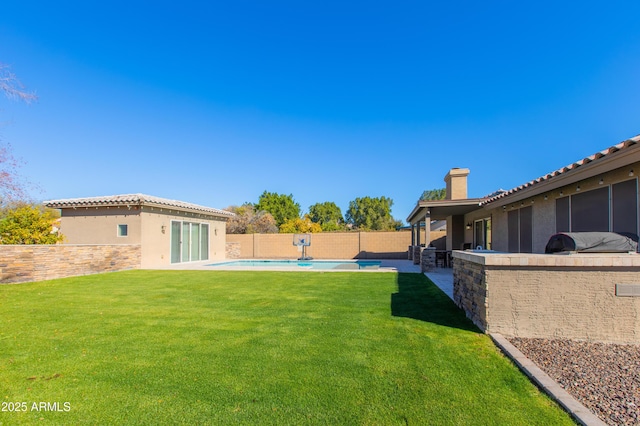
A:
[226, 231, 412, 259]
[0, 244, 141, 284]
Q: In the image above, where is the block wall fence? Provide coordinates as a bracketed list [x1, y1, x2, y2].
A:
[0, 245, 141, 284]
[226, 231, 416, 259]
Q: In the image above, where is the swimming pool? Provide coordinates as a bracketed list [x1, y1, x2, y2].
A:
[207, 260, 381, 270]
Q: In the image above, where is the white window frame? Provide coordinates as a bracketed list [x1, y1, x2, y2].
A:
[117, 224, 128, 237]
[170, 220, 210, 263]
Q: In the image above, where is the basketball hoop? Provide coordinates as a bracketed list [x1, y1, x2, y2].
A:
[293, 233, 312, 260]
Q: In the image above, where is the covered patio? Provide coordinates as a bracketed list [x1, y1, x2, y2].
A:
[406, 197, 485, 269]
[406, 168, 486, 268]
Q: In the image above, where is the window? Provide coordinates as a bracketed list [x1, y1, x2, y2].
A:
[613, 179, 639, 235]
[508, 207, 532, 253]
[555, 197, 570, 232]
[170, 221, 210, 263]
[474, 218, 492, 250]
[555, 178, 638, 236]
[571, 186, 609, 232]
[117, 224, 128, 237]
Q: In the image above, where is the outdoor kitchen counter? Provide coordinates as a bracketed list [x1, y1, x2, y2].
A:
[452, 250, 640, 267]
[451, 250, 640, 344]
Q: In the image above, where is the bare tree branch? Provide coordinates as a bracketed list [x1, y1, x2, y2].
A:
[0, 63, 38, 104]
[0, 63, 38, 206]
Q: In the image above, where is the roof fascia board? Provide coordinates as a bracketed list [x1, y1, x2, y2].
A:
[49, 199, 232, 218]
[141, 202, 231, 218]
[407, 198, 484, 223]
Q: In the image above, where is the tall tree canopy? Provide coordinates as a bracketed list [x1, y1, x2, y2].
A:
[345, 196, 401, 231]
[420, 188, 446, 201]
[255, 191, 300, 227]
[308, 201, 344, 231]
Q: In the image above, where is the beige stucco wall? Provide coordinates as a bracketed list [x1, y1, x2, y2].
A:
[60, 206, 143, 244]
[464, 161, 640, 253]
[139, 208, 228, 268]
[462, 209, 493, 249]
[58, 206, 229, 269]
[453, 251, 640, 344]
[226, 231, 412, 259]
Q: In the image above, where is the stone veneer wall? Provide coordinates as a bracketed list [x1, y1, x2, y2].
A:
[453, 256, 487, 329]
[412, 246, 423, 264]
[0, 245, 141, 284]
[420, 248, 436, 272]
[225, 242, 241, 259]
[452, 251, 640, 344]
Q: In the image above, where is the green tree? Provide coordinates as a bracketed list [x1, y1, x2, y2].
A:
[279, 215, 322, 234]
[308, 201, 344, 231]
[420, 188, 446, 201]
[255, 191, 300, 227]
[345, 196, 400, 231]
[0, 204, 63, 244]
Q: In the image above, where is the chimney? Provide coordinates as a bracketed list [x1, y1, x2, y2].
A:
[444, 168, 470, 200]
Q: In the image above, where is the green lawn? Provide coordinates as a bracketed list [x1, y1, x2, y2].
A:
[0, 270, 573, 425]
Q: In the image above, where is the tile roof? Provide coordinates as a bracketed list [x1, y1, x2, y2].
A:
[45, 193, 235, 217]
[482, 135, 640, 205]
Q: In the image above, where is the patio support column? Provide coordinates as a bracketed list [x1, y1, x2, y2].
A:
[411, 223, 416, 246]
[416, 221, 421, 247]
[423, 211, 431, 247]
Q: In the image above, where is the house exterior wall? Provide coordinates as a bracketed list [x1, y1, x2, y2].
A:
[59, 206, 143, 244]
[465, 161, 640, 253]
[138, 208, 228, 268]
[58, 206, 229, 269]
[453, 251, 640, 344]
[462, 208, 495, 249]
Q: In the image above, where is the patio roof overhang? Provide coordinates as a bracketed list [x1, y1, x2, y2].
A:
[406, 198, 485, 224]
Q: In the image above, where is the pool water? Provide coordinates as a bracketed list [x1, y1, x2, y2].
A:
[207, 260, 381, 270]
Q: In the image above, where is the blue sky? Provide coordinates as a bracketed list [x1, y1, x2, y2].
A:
[1, 1, 639, 223]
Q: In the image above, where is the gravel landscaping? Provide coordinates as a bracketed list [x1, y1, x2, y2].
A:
[509, 338, 640, 426]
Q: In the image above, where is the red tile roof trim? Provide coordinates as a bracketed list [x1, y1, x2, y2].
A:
[45, 193, 235, 217]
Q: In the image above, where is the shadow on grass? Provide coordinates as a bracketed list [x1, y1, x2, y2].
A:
[391, 273, 479, 332]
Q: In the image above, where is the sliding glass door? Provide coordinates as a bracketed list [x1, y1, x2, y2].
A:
[474, 218, 492, 250]
[171, 221, 210, 263]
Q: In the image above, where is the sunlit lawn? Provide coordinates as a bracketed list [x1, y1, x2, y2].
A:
[0, 270, 573, 424]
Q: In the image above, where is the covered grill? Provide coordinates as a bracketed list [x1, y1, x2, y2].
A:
[545, 232, 639, 254]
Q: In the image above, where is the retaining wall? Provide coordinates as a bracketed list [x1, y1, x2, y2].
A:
[0, 244, 141, 284]
[226, 231, 411, 259]
[453, 251, 640, 344]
